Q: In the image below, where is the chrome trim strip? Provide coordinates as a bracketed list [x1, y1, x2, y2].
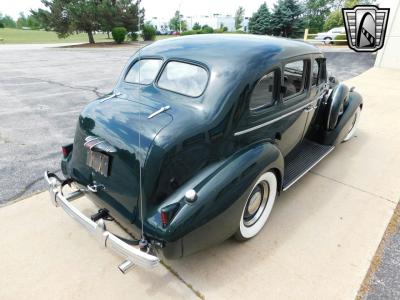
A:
[282, 146, 335, 191]
[44, 172, 160, 270]
[234, 102, 312, 136]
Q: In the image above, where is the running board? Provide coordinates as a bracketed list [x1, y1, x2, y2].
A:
[283, 140, 334, 191]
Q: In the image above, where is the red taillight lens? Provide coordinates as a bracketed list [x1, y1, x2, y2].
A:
[61, 144, 73, 158]
[160, 211, 168, 228]
[160, 203, 180, 228]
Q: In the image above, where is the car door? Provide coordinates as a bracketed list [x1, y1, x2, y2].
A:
[275, 58, 311, 155]
[234, 58, 310, 157]
[303, 57, 327, 137]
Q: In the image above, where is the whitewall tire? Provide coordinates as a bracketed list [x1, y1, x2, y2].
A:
[343, 106, 361, 142]
[235, 171, 277, 241]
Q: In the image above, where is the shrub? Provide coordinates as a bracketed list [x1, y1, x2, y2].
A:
[201, 25, 214, 34]
[128, 32, 138, 41]
[214, 28, 225, 33]
[334, 34, 348, 46]
[0, 22, 4, 28]
[112, 27, 127, 44]
[142, 23, 157, 41]
[181, 30, 202, 35]
[235, 30, 246, 34]
[192, 22, 201, 30]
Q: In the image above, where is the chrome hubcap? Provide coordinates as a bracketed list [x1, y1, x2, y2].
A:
[247, 192, 262, 215]
[243, 181, 270, 227]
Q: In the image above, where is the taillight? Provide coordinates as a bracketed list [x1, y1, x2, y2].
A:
[160, 203, 180, 228]
[61, 144, 73, 158]
[160, 210, 168, 228]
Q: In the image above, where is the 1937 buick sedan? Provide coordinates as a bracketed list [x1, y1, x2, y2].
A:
[45, 34, 363, 272]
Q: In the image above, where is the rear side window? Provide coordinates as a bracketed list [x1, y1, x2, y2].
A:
[125, 59, 162, 85]
[283, 60, 305, 99]
[250, 71, 277, 110]
[157, 61, 208, 97]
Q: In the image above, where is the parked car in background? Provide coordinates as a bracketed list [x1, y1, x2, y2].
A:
[314, 27, 346, 44]
[45, 35, 363, 272]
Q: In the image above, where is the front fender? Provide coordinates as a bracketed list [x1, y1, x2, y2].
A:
[151, 141, 283, 258]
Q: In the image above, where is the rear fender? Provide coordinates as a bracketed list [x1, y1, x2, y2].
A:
[150, 141, 283, 258]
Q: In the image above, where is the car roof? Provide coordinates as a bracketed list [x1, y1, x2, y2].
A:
[139, 34, 322, 68]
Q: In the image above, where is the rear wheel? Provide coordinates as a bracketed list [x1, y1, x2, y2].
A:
[235, 171, 277, 241]
[343, 106, 361, 142]
[324, 37, 332, 45]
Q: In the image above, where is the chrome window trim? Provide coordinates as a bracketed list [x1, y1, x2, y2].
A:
[234, 102, 312, 136]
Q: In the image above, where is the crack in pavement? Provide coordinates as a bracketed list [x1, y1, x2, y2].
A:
[309, 171, 397, 205]
[160, 261, 205, 300]
[19, 77, 106, 98]
[1, 168, 61, 205]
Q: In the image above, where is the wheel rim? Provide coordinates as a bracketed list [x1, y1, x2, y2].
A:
[243, 181, 270, 227]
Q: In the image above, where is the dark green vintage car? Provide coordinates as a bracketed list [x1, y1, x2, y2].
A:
[45, 34, 362, 272]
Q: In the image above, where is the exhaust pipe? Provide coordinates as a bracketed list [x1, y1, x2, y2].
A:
[118, 260, 135, 274]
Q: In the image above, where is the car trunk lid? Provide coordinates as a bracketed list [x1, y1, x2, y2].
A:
[69, 95, 172, 223]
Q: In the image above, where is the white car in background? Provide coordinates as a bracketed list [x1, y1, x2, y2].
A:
[314, 27, 346, 44]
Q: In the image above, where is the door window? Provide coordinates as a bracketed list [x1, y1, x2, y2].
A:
[249, 71, 277, 110]
[312, 59, 320, 86]
[283, 60, 305, 99]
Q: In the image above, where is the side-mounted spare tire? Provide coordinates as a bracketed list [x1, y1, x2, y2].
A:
[326, 83, 350, 130]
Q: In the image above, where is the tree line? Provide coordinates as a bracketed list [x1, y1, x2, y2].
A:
[247, 0, 375, 37]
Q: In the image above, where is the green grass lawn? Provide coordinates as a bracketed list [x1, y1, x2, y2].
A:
[0, 28, 111, 44]
[0, 28, 172, 44]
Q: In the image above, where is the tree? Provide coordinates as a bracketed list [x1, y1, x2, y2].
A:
[234, 6, 245, 30]
[31, 0, 141, 44]
[270, 0, 305, 37]
[169, 10, 186, 32]
[117, 0, 142, 33]
[304, 0, 334, 33]
[192, 22, 201, 30]
[17, 13, 28, 28]
[98, 0, 118, 38]
[0, 22, 4, 28]
[0, 14, 16, 28]
[249, 3, 271, 35]
[323, 0, 375, 31]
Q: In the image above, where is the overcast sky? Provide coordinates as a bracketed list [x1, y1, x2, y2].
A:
[0, 0, 278, 20]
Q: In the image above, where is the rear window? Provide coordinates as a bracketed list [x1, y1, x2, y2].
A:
[157, 61, 208, 97]
[125, 59, 162, 85]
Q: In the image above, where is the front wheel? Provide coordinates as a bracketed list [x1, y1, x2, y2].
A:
[235, 171, 277, 241]
[343, 106, 361, 142]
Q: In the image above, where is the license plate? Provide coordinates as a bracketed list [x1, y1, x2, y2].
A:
[86, 150, 110, 177]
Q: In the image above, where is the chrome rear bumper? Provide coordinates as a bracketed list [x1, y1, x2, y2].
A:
[44, 171, 159, 272]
